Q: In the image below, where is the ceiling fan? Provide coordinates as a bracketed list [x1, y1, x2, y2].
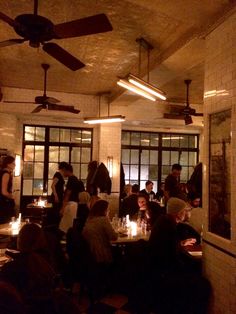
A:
[4, 63, 80, 114]
[0, 0, 113, 71]
[163, 79, 203, 125]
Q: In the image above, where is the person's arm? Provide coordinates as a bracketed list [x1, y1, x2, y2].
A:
[104, 217, 118, 241]
[1, 173, 14, 199]
[60, 189, 72, 216]
[51, 177, 59, 203]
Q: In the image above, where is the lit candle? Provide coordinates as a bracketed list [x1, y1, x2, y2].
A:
[130, 221, 137, 236]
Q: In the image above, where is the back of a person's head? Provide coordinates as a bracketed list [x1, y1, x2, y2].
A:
[58, 161, 69, 170]
[90, 199, 109, 217]
[17, 223, 47, 253]
[172, 163, 182, 171]
[132, 184, 140, 193]
[138, 193, 149, 202]
[65, 164, 73, 173]
[1, 156, 15, 169]
[79, 191, 90, 204]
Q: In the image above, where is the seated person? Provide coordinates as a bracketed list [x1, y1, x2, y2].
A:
[156, 182, 165, 200]
[119, 184, 140, 219]
[82, 200, 118, 264]
[0, 223, 56, 313]
[137, 194, 165, 229]
[140, 180, 156, 201]
[148, 197, 211, 313]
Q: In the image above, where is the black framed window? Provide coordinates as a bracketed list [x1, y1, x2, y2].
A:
[121, 131, 199, 192]
[22, 125, 92, 199]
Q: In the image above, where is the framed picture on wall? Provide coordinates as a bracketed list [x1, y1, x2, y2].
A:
[209, 109, 231, 239]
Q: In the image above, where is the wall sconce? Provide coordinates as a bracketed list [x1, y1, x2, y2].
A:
[107, 156, 113, 178]
[14, 154, 21, 177]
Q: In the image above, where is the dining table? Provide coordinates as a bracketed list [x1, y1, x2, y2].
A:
[0, 221, 26, 237]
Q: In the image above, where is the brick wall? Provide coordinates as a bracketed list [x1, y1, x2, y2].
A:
[203, 11, 236, 314]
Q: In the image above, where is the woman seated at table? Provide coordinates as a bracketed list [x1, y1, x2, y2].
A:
[137, 193, 165, 229]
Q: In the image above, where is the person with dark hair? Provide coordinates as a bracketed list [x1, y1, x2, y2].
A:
[49, 161, 69, 225]
[0, 155, 16, 223]
[59, 164, 85, 233]
[140, 180, 156, 201]
[119, 184, 140, 219]
[164, 163, 185, 201]
[0, 223, 56, 314]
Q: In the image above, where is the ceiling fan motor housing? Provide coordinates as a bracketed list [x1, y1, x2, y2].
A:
[14, 14, 55, 47]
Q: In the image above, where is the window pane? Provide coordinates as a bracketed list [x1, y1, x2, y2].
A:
[35, 127, 45, 141]
[81, 164, 87, 180]
[81, 148, 91, 163]
[131, 132, 140, 145]
[141, 133, 150, 146]
[162, 151, 170, 165]
[23, 180, 33, 195]
[181, 167, 188, 182]
[49, 146, 59, 162]
[122, 149, 130, 164]
[189, 152, 197, 166]
[71, 147, 81, 163]
[48, 180, 53, 195]
[179, 135, 189, 148]
[131, 150, 139, 164]
[150, 134, 159, 146]
[48, 163, 58, 179]
[23, 162, 34, 178]
[24, 145, 34, 161]
[25, 126, 35, 141]
[59, 147, 69, 161]
[180, 151, 188, 166]
[71, 130, 81, 143]
[130, 165, 138, 180]
[123, 165, 130, 180]
[50, 128, 59, 142]
[140, 166, 148, 180]
[72, 163, 80, 178]
[161, 165, 171, 181]
[34, 163, 44, 178]
[35, 146, 44, 161]
[140, 181, 146, 191]
[149, 165, 158, 181]
[162, 134, 171, 147]
[171, 151, 179, 164]
[121, 132, 130, 145]
[33, 179, 43, 195]
[60, 129, 70, 142]
[82, 130, 92, 144]
[150, 151, 158, 165]
[141, 150, 149, 165]
[170, 135, 180, 148]
[189, 135, 197, 148]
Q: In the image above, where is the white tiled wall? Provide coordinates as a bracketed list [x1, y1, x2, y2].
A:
[203, 11, 236, 314]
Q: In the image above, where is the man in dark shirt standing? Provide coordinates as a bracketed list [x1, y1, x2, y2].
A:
[164, 164, 183, 201]
[59, 165, 85, 233]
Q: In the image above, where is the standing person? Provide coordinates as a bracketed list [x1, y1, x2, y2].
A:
[50, 161, 69, 225]
[140, 180, 156, 201]
[164, 164, 185, 201]
[59, 164, 85, 234]
[0, 156, 16, 223]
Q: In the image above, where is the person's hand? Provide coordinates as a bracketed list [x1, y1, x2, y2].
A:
[181, 238, 196, 247]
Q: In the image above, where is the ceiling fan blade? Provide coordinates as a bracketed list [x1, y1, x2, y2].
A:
[3, 100, 35, 104]
[31, 105, 45, 113]
[0, 11, 16, 27]
[46, 97, 60, 104]
[47, 103, 80, 114]
[163, 113, 185, 120]
[193, 112, 203, 116]
[54, 13, 112, 39]
[184, 115, 193, 125]
[0, 38, 25, 48]
[43, 43, 85, 71]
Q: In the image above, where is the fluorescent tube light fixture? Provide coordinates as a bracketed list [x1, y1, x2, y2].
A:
[117, 79, 156, 101]
[84, 115, 125, 124]
[128, 74, 166, 101]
